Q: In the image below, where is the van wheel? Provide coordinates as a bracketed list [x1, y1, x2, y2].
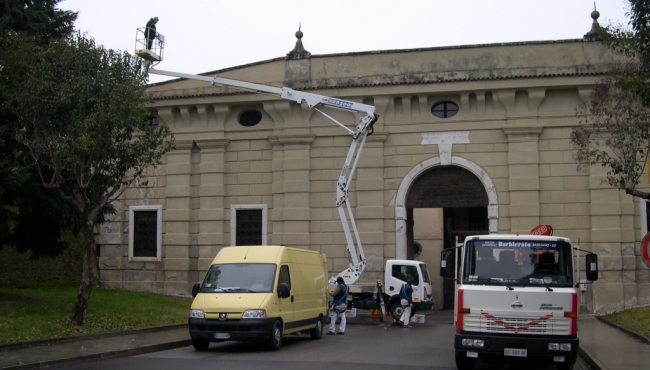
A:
[191, 339, 210, 351]
[556, 362, 574, 370]
[455, 351, 476, 370]
[310, 315, 324, 339]
[267, 320, 282, 351]
[390, 302, 404, 321]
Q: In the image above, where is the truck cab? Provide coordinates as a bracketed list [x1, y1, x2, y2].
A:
[384, 260, 434, 320]
[440, 234, 598, 370]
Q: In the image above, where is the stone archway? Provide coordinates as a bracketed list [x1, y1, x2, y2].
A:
[394, 156, 498, 259]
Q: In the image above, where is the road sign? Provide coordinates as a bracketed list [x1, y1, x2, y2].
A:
[641, 232, 650, 268]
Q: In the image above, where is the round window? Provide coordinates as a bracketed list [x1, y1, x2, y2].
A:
[431, 101, 459, 118]
[238, 110, 262, 127]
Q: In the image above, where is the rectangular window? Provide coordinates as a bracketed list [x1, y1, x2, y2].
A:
[236, 209, 262, 245]
[129, 205, 162, 262]
[230, 204, 267, 246]
[391, 265, 420, 285]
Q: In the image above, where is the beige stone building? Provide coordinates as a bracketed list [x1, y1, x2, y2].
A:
[97, 15, 650, 315]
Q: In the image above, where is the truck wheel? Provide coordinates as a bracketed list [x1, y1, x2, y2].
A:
[556, 362, 574, 370]
[390, 302, 404, 322]
[455, 351, 476, 370]
[191, 339, 210, 351]
[310, 315, 324, 339]
[267, 320, 282, 351]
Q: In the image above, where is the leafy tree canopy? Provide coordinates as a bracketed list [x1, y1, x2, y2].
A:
[3, 31, 174, 324]
[600, 0, 650, 104]
[571, 1, 650, 200]
[571, 72, 650, 199]
[0, 0, 78, 258]
[0, 0, 77, 41]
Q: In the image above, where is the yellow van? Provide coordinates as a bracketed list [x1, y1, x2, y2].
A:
[188, 245, 329, 351]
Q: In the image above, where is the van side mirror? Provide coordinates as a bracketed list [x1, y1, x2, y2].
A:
[192, 283, 200, 298]
[278, 282, 291, 298]
[585, 253, 598, 281]
[440, 249, 455, 279]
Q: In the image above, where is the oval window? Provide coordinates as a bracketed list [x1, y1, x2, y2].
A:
[238, 110, 262, 127]
[431, 102, 459, 118]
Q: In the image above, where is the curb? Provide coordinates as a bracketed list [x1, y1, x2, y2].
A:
[0, 311, 439, 369]
[0, 339, 191, 370]
[596, 316, 650, 345]
[578, 345, 606, 370]
[577, 316, 650, 370]
[0, 324, 187, 352]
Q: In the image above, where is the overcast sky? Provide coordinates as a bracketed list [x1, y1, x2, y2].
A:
[60, 0, 630, 84]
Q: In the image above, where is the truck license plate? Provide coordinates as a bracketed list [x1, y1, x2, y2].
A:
[504, 348, 527, 357]
[214, 333, 230, 339]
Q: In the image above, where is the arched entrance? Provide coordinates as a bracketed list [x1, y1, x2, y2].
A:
[394, 156, 498, 309]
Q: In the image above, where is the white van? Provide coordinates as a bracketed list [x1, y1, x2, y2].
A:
[188, 245, 329, 351]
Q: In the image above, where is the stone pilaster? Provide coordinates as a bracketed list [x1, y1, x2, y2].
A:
[163, 140, 193, 295]
[502, 126, 543, 233]
[589, 164, 631, 314]
[268, 136, 285, 246]
[270, 134, 314, 248]
[96, 201, 124, 289]
[196, 138, 229, 277]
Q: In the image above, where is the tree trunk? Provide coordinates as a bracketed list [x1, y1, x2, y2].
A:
[67, 221, 96, 325]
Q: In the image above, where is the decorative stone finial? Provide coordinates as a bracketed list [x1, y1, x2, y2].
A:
[296, 23, 304, 40]
[286, 23, 311, 60]
[584, 2, 602, 41]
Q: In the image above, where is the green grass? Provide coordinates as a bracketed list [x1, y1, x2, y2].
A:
[0, 287, 193, 344]
[602, 306, 650, 339]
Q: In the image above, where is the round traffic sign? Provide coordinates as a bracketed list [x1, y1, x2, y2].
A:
[641, 232, 650, 268]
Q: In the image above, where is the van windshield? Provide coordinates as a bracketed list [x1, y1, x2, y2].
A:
[200, 263, 277, 293]
[463, 239, 573, 288]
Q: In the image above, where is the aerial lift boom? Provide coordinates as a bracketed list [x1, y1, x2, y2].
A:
[135, 34, 377, 285]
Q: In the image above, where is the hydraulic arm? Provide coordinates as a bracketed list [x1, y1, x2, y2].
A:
[145, 66, 378, 285]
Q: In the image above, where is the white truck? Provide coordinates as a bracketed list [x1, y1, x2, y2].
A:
[340, 259, 433, 323]
[439, 234, 599, 370]
[135, 32, 433, 322]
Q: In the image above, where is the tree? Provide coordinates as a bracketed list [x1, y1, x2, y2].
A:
[0, 0, 77, 42]
[570, 1, 650, 200]
[600, 0, 650, 105]
[570, 72, 650, 200]
[3, 32, 174, 325]
[0, 0, 79, 258]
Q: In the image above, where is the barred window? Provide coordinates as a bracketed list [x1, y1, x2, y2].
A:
[133, 211, 158, 257]
[129, 205, 162, 261]
[230, 204, 268, 246]
[236, 209, 263, 245]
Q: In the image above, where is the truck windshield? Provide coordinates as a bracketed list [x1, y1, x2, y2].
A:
[462, 240, 573, 287]
[200, 263, 277, 293]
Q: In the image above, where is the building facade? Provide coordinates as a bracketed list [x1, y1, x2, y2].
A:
[96, 20, 650, 315]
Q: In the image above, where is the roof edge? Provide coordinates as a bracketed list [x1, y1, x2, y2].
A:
[146, 38, 591, 88]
